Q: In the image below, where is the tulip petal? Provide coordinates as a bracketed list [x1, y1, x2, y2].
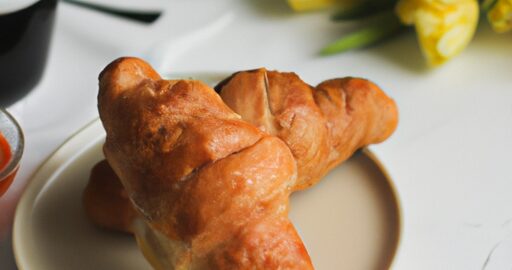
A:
[487, 0, 512, 33]
[396, 0, 479, 66]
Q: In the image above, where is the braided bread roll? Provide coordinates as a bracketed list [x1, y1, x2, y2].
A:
[98, 57, 313, 269]
[84, 160, 137, 234]
[85, 69, 398, 230]
[216, 69, 397, 190]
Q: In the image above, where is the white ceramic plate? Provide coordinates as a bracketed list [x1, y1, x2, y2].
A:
[13, 119, 401, 269]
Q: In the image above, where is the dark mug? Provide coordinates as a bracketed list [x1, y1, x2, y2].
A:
[0, 0, 57, 107]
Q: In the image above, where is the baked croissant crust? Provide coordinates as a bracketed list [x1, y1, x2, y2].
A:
[97, 57, 313, 269]
[85, 68, 398, 233]
[83, 159, 137, 234]
[216, 69, 397, 190]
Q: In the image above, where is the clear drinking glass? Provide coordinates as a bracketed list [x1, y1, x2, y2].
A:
[0, 109, 24, 196]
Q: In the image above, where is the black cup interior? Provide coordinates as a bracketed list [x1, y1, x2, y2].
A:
[0, 0, 57, 107]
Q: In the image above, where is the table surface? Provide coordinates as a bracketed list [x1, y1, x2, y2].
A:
[1, 0, 511, 269]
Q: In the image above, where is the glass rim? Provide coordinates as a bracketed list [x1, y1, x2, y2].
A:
[0, 108, 24, 180]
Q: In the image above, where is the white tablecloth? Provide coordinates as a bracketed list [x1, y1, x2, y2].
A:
[1, 0, 512, 269]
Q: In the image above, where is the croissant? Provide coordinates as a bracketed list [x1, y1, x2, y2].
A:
[85, 67, 398, 228]
[88, 57, 398, 269]
[97, 57, 314, 269]
[83, 159, 137, 234]
[216, 69, 397, 190]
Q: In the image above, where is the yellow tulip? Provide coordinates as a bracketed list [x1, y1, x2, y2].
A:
[396, 0, 479, 66]
[287, 0, 357, 12]
[487, 0, 512, 32]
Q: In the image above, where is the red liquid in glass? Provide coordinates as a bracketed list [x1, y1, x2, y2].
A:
[0, 133, 17, 196]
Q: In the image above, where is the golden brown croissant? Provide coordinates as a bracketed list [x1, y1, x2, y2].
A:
[83, 160, 136, 234]
[85, 68, 398, 235]
[98, 57, 313, 269]
[216, 69, 397, 190]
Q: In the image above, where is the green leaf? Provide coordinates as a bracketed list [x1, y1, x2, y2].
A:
[481, 0, 498, 12]
[321, 11, 404, 56]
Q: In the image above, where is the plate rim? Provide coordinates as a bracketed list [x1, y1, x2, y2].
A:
[12, 118, 403, 269]
[13, 118, 105, 270]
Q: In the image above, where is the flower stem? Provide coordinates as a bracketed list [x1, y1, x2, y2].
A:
[321, 11, 405, 56]
[481, 0, 498, 12]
